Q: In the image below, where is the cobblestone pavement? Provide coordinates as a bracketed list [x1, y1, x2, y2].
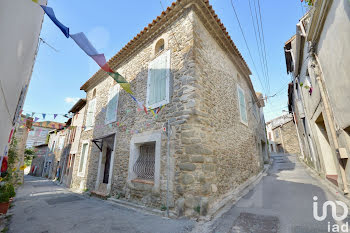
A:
[8, 176, 194, 233]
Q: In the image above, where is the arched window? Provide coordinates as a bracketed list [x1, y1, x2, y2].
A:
[92, 89, 96, 98]
[155, 38, 165, 54]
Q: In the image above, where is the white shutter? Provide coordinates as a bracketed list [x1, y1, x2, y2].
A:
[86, 99, 96, 129]
[147, 50, 170, 108]
[105, 85, 120, 124]
[237, 86, 248, 124]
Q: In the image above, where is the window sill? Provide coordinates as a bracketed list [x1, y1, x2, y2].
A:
[131, 179, 154, 185]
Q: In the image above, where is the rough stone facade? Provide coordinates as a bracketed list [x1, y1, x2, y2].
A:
[30, 144, 47, 177]
[70, 0, 267, 217]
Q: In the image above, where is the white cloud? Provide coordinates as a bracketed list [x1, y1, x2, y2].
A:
[64, 97, 80, 104]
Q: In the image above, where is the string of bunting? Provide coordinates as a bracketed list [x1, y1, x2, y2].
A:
[31, 0, 163, 118]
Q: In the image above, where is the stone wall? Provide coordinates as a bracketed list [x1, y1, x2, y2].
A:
[71, 7, 196, 203]
[280, 120, 301, 155]
[70, 5, 266, 217]
[185, 13, 264, 215]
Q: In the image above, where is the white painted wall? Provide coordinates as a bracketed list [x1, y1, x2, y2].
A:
[0, 0, 45, 157]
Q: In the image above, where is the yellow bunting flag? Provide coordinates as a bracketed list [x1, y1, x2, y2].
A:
[32, 0, 38, 3]
[20, 165, 27, 171]
[119, 83, 133, 95]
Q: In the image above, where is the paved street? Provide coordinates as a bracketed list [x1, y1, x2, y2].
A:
[8, 176, 194, 233]
[8, 153, 350, 233]
[206, 153, 348, 233]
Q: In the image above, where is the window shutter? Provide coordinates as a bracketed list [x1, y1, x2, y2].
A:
[238, 87, 248, 124]
[79, 143, 88, 173]
[147, 50, 170, 108]
[86, 99, 96, 128]
[105, 85, 120, 124]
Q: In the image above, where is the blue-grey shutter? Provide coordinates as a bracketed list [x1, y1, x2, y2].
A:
[238, 88, 247, 123]
[148, 51, 169, 107]
[86, 99, 96, 128]
[105, 85, 119, 124]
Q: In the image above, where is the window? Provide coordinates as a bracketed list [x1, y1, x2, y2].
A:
[237, 85, 248, 125]
[275, 130, 279, 138]
[78, 142, 89, 177]
[92, 89, 96, 98]
[105, 85, 120, 124]
[58, 136, 65, 150]
[146, 50, 170, 109]
[128, 132, 161, 190]
[133, 143, 155, 181]
[155, 39, 165, 54]
[85, 98, 96, 130]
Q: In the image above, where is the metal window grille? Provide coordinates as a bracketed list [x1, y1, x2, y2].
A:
[133, 144, 155, 180]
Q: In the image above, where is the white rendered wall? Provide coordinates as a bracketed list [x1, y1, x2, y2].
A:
[0, 0, 45, 156]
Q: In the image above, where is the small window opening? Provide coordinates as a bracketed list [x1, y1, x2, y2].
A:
[92, 89, 96, 98]
[133, 142, 155, 181]
[155, 39, 165, 54]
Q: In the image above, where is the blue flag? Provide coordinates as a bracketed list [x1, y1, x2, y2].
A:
[40, 5, 69, 38]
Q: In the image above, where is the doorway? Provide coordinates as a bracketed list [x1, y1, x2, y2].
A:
[315, 113, 338, 184]
[103, 148, 112, 184]
[92, 133, 116, 195]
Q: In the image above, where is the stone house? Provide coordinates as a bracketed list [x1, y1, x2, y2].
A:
[284, 0, 350, 192]
[30, 143, 48, 177]
[266, 114, 301, 155]
[71, 0, 267, 217]
[43, 126, 67, 180]
[60, 99, 86, 188]
[9, 115, 33, 183]
[26, 121, 61, 148]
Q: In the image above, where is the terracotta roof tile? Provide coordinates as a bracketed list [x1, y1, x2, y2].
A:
[80, 0, 250, 91]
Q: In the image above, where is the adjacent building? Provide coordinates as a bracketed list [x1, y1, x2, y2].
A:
[284, 0, 350, 193]
[68, 0, 267, 217]
[0, 0, 45, 166]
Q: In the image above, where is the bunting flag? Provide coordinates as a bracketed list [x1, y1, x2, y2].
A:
[42, 113, 46, 119]
[40, 5, 69, 38]
[129, 94, 148, 114]
[31, 1, 167, 117]
[31, 112, 35, 117]
[53, 114, 58, 119]
[34, 117, 39, 122]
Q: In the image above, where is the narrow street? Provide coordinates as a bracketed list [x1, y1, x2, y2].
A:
[9, 153, 350, 233]
[205, 153, 347, 233]
[8, 176, 194, 233]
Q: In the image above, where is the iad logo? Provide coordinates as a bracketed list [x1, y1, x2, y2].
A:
[313, 196, 349, 232]
[313, 196, 348, 221]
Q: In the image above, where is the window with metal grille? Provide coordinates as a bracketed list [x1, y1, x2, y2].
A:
[133, 143, 155, 181]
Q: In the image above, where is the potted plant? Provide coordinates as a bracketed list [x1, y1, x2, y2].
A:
[0, 183, 16, 214]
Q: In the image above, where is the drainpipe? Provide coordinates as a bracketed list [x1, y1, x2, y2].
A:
[166, 120, 171, 217]
[313, 53, 349, 194]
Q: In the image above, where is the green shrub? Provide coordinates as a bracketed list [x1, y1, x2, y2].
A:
[0, 183, 16, 203]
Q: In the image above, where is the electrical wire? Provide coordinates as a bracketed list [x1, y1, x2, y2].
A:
[229, 0, 267, 95]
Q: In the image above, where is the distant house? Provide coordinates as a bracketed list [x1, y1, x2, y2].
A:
[26, 121, 62, 148]
[266, 114, 301, 155]
[30, 143, 48, 177]
[69, 0, 267, 217]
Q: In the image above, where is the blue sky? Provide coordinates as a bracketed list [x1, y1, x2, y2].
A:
[24, 0, 306, 123]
